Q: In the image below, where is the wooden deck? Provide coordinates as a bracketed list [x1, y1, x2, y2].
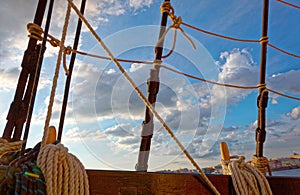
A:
[87, 170, 300, 195]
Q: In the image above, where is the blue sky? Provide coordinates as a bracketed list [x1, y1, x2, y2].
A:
[1, 0, 300, 171]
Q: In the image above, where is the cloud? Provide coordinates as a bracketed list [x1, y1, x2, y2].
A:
[213, 48, 258, 105]
[288, 106, 300, 120]
[0, 68, 19, 92]
[268, 69, 300, 94]
[129, 0, 153, 10]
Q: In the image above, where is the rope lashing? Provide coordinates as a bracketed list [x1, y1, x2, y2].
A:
[0, 138, 23, 157]
[67, 0, 220, 194]
[221, 156, 272, 195]
[252, 155, 271, 176]
[259, 36, 269, 44]
[155, 1, 196, 58]
[37, 143, 89, 195]
[27, 23, 43, 41]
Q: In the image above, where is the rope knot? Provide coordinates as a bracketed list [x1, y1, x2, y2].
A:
[252, 155, 270, 175]
[27, 23, 43, 41]
[160, 1, 173, 15]
[259, 36, 269, 44]
[64, 46, 73, 55]
[257, 83, 267, 90]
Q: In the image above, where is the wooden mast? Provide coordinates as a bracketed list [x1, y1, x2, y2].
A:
[136, 0, 170, 171]
[2, 0, 48, 141]
[256, 0, 269, 157]
[57, 0, 87, 142]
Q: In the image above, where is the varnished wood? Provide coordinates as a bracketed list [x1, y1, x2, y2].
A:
[86, 170, 300, 195]
[220, 142, 230, 161]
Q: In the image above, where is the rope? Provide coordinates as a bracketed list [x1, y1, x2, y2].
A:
[277, 0, 300, 10]
[181, 22, 259, 43]
[67, 0, 220, 194]
[221, 156, 272, 195]
[40, 0, 72, 147]
[155, 2, 196, 58]
[37, 143, 89, 195]
[252, 155, 271, 176]
[268, 43, 300, 59]
[0, 138, 23, 157]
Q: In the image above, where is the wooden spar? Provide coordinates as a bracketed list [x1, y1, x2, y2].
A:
[256, 0, 269, 157]
[22, 0, 55, 151]
[57, 0, 87, 142]
[135, 0, 170, 172]
[2, 0, 48, 141]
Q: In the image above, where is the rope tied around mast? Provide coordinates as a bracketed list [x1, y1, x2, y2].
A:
[155, 1, 196, 58]
[221, 156, 272, 195]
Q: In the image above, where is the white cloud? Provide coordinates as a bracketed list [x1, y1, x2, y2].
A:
[213, 48, 258, 105]
[129, 0, 153, 10]
[288, 106, 300, 120]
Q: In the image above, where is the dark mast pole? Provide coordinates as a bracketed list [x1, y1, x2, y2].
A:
[57, 0, 87, 142]
[22, 0, 55, 150]
[256, 0, 269, 157]
[136, 0, 170, 172]
[2, 0, 48, 141]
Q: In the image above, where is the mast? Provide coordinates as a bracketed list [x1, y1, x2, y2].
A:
[136, 0, 170, 172]
[57, 0, 87, 142]
[256, 0, 269, 157]
[2, 0, 48, 141]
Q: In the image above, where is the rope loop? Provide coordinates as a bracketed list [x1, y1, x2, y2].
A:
[252, 155, 270, 176]
[160, 1, 174, 15]
[257, 83, 267, 90]
[27, 23, 43, 41]
[259, 36, 269, 44]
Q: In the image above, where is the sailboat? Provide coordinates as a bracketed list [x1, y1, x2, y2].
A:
[1, 0, 300, 194]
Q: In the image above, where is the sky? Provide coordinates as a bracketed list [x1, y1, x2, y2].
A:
[0, 0, 300, 172]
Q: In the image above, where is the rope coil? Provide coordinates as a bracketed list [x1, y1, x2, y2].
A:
[37, 143, 89, 195]
[0, 138, 23, 157]
[221, 156, 272, 195]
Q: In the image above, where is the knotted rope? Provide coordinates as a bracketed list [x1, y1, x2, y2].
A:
[155, 1, 196, 58]
[252, 155, 271, 176]
[0, 139, 23, 158]
[37, 143, 89, 195]
[221, 156, 272, 195]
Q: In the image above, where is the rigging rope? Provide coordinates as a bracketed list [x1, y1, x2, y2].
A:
[26, 26, 300, 101]
[277, 0, 300, 10]
[155, 1, 196, 58]
[40, 1, 71, 147]
[67, 0, 220, 194]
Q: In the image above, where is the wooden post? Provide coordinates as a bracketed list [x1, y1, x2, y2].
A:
[2, 0, 48, 141]
[136, 0, 170, 171]
[256, 0, 269, 157]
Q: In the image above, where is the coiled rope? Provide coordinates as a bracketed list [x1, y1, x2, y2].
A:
[37, 143, 89, 195]
[221, 156, 272, 195]
[67, 0, 220, 194]
[0, 139, 23, 157]
[34, 1, 89, 194]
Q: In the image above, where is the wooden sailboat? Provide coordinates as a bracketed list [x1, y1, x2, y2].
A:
[1, 0, 300, 194]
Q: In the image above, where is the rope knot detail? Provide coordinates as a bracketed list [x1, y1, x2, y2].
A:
[257, 83, 267, 90]
[259, 36, 269, 44]
[160, 1, 173, 14]
[252, 155, 270, 176]
[27, 23, 43, 41]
